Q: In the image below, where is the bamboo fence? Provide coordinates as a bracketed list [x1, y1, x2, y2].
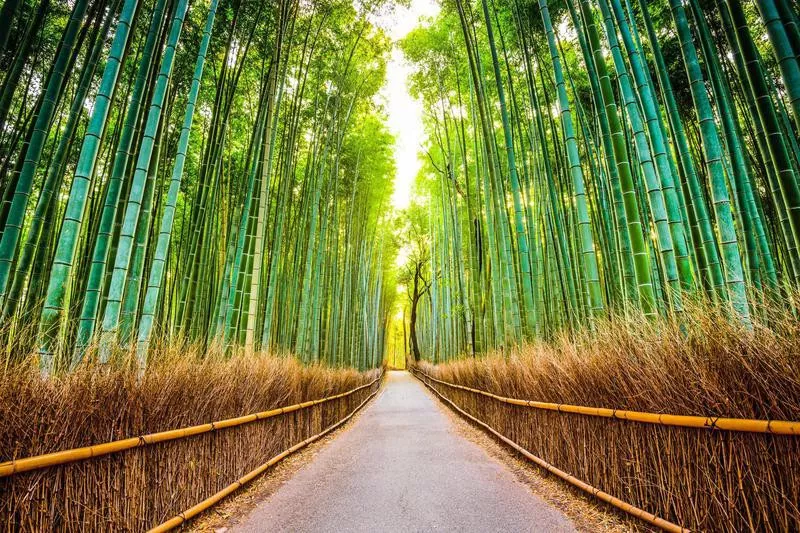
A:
[414, 368, 800, 532]
[0, 372, 383, 531]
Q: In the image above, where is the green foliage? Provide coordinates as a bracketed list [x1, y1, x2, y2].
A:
[1, 0, 799, 369]
[0, 0, 399, 372]
[400, 0, 800, 362]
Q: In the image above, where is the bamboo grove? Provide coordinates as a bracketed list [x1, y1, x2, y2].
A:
[0, 0, 398, 371]
[401, 0, 800, 362]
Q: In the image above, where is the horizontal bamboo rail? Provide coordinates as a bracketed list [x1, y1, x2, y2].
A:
[413, 369, 687, 533]
[415, 370, 800, 435]
[148, 383, 381, 532]
[0, 373, 383, 478]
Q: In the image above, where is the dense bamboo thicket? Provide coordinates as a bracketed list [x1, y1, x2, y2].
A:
[400, 0, 800, 360]
[0, 352, 381, 530]
[398, 1, 800, 523]
[417, 297, 800, 530]
[0, 0, 394, 528]
[0, 0, 398, 371]
[3, 0, 800, 527]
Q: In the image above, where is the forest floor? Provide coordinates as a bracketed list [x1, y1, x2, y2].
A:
[192, 371, 630, 532]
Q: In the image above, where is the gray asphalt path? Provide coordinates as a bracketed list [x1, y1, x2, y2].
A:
[232, 371, 575, 533]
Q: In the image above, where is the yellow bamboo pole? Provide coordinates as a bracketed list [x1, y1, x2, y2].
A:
[414, 370, 688, 533]
[0, 373, 383, 477]
[415, 370, 800, 435]
[148, 383, 382, 532]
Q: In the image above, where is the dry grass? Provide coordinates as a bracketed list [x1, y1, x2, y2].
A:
[419, 296, 800, 531]
[0, 345, 381, 531]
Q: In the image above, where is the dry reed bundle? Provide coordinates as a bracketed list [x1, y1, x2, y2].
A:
[0, 347, 381, 531]
[418, 297, 800, 531]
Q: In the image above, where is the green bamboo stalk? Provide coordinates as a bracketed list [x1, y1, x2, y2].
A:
[72, 0, 169, 359]
[578, 0, 655, 315]
[668, 0, 751, 324]
[0, 0, 91, 308]
[37, 0, 141, 370]
[97, 0, 191, 359]
[538, 0, 603, 316]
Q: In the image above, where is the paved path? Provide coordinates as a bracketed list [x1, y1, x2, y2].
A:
[232, 371, 575, 533]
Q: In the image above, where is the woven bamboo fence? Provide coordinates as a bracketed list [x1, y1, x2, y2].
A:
[414, 369, 800, 532]
[0, 372, 382, 531]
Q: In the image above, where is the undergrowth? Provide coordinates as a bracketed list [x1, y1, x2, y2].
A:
[0, 346, 380, 531]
